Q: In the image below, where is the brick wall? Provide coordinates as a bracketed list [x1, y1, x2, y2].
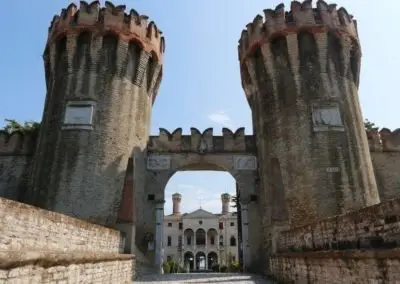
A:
[0, 197, 122, 253]
[0, 251, 134, 283]
[270, 250, 400, 283]
[0, 131, 37, 201]
[277, 198, 400, 252]
[0, 156, 32, 201]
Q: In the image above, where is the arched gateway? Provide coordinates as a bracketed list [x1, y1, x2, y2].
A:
[132, 127, 261, 272]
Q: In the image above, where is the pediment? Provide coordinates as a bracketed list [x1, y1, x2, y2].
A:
[183, 208, 215, 219]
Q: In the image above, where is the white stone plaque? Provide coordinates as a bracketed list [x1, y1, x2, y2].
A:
[64, 105, 94, 125]
[312, 106, 343, 127]
[234, 156, 257, 170]
[326, 167, 340, 173]
[147, 155, 171, 170]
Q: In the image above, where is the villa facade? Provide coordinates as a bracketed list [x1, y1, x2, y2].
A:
[163, 193, 239, 270]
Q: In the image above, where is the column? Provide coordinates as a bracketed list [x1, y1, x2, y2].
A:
[155, 200, 165, 274]
[241, 203, 250, 271]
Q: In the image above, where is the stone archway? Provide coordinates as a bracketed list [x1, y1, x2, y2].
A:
[195, 251, 206, 270]
[184, 251, 194, 271]
[207, 251, 218, 270]
[133, 127, 261, 273]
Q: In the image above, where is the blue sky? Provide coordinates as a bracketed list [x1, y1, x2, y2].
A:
[1, 1, 398, 215]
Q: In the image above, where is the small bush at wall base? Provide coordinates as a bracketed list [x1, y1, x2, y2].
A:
[228, 261, 240, 272]
[162, 261, 185, 273]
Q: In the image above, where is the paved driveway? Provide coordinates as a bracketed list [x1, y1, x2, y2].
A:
[134, 272, 276, 283]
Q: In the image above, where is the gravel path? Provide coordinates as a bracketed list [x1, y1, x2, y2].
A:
[134, 272, 276, 283]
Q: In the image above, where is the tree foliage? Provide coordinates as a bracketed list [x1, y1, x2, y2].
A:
[231, 195, 239, 209]
[364, 119, 377, 131]
[2, 119, 40, 134]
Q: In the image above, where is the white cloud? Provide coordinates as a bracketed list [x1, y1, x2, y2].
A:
[208, 110, 234, 128]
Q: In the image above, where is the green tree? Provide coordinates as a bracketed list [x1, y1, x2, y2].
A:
[231, 195, 239, 209]
[364, 119, 377, 131]
[2, 119, 40, 134]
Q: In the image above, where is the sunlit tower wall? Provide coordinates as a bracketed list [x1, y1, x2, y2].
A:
[238, 0, 379, 228]
[29, 1, 165, 226]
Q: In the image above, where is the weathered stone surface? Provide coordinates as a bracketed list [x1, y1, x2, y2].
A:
[0, 197, 122, 253]
[27, 1, 164, 227]
[277, 198, 400, 253]
[0, 252, 134, 283]
[270, 250, 400, 284]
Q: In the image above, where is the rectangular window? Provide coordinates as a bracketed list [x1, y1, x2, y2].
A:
[179, 222, 183, 230]
[168, 223, 172, 227]
[219, 235, 223, 246]
[167, 236, 172, 246]
[167, 255, 172, 262]
[230, 222, 235, 227]
[219, 222, 223, 230]
[187, 236, 191, 246]
[312, 103, 344, 132]
[210, 236, 215, 245]
[62, 101, 96, 130]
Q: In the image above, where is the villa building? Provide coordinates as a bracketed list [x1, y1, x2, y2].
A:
[163, 193, 239, 271]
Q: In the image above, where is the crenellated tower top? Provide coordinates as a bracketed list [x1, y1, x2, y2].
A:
[47, 1, 165, 61]
[238, 0, 358, 65]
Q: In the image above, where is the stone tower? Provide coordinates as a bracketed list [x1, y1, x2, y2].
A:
[221, 193, 231, 215]
[238, 0, 379, 226]
[29, 1, 165, 226]
[172, 193, 182, 215]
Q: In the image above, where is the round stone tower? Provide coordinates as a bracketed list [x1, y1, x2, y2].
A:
[29, 1, 165, 226]
[238, 0, 379, 226]
[221, 193, 231, 215]
[172, 193, 182, 215]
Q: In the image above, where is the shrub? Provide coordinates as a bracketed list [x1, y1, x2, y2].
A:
[228, 261, 240, 272]
[220, 265, 228, 272]
[163, 261, 185, 274]
[211, 264, 220, 272]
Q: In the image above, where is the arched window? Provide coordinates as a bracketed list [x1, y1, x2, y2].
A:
[230, 236, 236, 246]
[196, 229, 206, 245]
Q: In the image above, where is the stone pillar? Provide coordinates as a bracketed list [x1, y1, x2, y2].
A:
[155, 200, 165, 274]
[240, 203, 250, 271]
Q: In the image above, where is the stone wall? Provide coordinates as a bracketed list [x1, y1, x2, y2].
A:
[0, 197, 122, 252]
[277, 198, 400, 253]
[269, 250, 400, 284]
[0, 251, 134, 283]
[0, 198, 135, 282]
[367, 129, 400, 201]
[0, 131, 37, 201]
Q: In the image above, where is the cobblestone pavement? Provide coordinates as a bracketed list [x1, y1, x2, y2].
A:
[134, 273, 276, 283]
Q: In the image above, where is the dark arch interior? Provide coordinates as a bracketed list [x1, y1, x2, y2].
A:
[126, 41, 142, 84]
[101, 34, 119, 74]
[350, 41, 361, 86]
[328, 32, 343, 76]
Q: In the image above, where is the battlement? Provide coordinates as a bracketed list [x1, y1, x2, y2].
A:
[0, 131, 38, 155]
[147, 127, 255, 153]
[48, 1, 165, 61]
[366, 128, 400, 152]
[238, 0, 358, 63]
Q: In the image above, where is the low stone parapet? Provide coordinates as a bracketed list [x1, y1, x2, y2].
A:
[269, 249, 400, 284]
[0, 251, 134, 283]
[0, 197, 122, 253]
[277, 198, 400, 252]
